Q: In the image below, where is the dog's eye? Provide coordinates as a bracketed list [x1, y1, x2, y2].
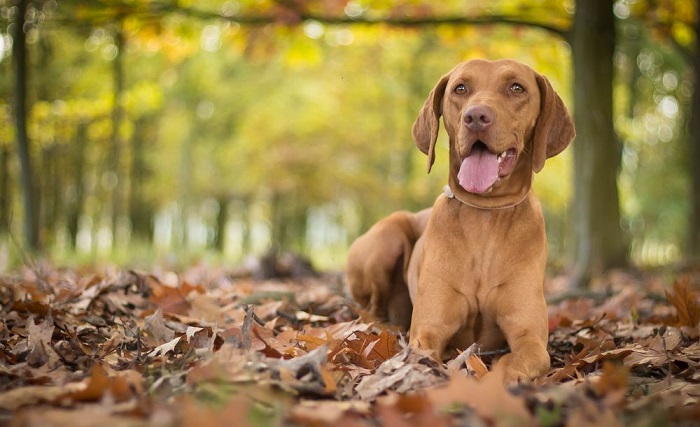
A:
[510, 83, 525, 93]
[454, 84, 467, 95]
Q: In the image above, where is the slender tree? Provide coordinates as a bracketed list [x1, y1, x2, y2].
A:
[110, 22, 125, 247]
[12, 0, 40, 251]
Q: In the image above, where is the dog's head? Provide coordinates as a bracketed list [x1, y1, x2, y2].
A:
[412, 59, 575, 196]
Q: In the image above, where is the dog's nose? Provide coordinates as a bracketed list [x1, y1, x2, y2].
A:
[463, 105, 494, 132]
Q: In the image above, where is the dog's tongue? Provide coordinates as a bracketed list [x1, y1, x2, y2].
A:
[457, 144, 499, 194]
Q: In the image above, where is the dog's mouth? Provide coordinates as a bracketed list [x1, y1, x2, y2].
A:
[457, 141, 517, 194]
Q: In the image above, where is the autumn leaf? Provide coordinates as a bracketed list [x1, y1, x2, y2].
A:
[426, 371, 533, 426]
[3, 262, 700, 427]
[591, 361, 629, 407]
[59, 364, 144, 404]
[376, 393, 452, 427]
[665, 277, 700, 328]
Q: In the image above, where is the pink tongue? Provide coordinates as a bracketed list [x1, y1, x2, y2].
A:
[457, 145, 499, 194]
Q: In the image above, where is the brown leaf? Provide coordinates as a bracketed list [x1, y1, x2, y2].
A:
[329, 330, 401, 370]
[567, 398, 623, 427]
[376, 393, 452, 427]
[665, 277, 700, 328]
[59, 364, 143, 404]
[144, 309, 175, 343]
[26, 318, 60, 369]
[354, 346, 447, 401]
[445, 345, 489, 378]
[180, 394, 253, 427]
[148, 279, 192, 314]
[591, 362, 629, 407]
[0, 385, 76, 411]
[290, 400, 371, 426]
[426, 371, 532, 425]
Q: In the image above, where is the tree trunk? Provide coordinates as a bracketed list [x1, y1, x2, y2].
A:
[67, 123, 87, 249]
[570, 0, 628, 287]
[41, 145, 61, 245]
[688, 0, 700, 261]
[12, 0, 40, 251]
[0, 146, 9, 234]
[213, 196, 228, 252]
[110, 24, 125, 247]
[129, 117, 154, 241]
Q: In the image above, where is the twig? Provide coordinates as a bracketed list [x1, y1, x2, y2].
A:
[658, 326, 673, 387]
[241, 303, 267, 326]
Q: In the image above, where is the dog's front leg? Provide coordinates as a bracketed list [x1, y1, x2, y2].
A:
[409, 275, 474, 360]
[492, 284, 550, 383]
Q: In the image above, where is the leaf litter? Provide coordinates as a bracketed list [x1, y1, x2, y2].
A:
[0, 264, 699, 426]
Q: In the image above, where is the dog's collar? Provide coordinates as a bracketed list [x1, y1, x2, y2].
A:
[443, 184, 529, 210]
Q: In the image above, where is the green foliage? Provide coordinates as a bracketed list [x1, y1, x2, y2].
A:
[0, 0, 695, 269]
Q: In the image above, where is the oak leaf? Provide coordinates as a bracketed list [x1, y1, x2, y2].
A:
[665, 278, 700, 328]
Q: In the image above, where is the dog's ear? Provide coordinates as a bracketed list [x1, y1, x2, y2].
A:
[412, 73, 450, 173]
[532, 74, 576, 173]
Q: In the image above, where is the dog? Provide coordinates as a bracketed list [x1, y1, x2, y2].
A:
[346, 209, 431, 328]
[346, 59, 575, 383]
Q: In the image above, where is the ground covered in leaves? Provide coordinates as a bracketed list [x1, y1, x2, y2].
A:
[1, 262, 700, 427]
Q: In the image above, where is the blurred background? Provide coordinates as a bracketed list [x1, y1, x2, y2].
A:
[0, 1, 697, 284]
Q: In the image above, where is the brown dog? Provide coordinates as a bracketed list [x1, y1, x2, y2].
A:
[347, 59, 575, 383]
[346, 209, 431, 328]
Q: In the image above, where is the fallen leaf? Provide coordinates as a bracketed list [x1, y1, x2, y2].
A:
[180, 394, 254, 427]
[144, 309, 175, 343]
[354, 345, 447, 400]
[591, 361, 629, 407]
[426, 370, 532, 426]
[665, 277, 700, 328]
[376, 393, 452, 427]
[290, 399, 371, 426]
[58, 364, 143, 404]
[148, 336, 181, 358]
[566, 398, 622, 427]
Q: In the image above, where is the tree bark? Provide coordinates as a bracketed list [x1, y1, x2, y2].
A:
[110, 23, 125, 247]
[41, 145, 61, 244]
[67, 123, 87, 249]
[12, 0, 40, 251]
[570, 0, 628, 287]
[688, 0, 700, 261]
[0, 147, 9, 234]
[129, 117, 154, 241]
[213, 196, 228, 252]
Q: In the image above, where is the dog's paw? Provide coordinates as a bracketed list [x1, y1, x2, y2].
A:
[408, 335, 443, 361]
[492, 353, 547, 385]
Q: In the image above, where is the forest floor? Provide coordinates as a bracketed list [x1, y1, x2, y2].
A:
[1, 259, 699, 427]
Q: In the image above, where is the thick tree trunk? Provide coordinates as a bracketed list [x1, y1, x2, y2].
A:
[570, 0, 628, 287]
[12, 0, 40, 251]
[688, 0, 700, 261]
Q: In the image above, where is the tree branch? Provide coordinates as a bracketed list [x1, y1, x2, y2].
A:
[47, 3, 570, 40]
[186, 8, 570, 39]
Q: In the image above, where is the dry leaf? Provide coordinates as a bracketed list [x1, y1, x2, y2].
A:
[426, 371, 532, 426]
[665, 278, 700, 328]
[376, 393, 452, 427]
[591, 361, 629, 407]
[148, 336, 181, 358]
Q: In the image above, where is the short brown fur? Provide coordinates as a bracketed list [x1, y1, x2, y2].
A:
[347, 59, 575, 383]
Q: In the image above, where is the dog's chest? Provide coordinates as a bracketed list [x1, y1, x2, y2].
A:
[426, 196, 545, 286]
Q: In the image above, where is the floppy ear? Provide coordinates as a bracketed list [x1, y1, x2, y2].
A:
[412, 73, 450, 174]
[532, 74, 576, 173]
